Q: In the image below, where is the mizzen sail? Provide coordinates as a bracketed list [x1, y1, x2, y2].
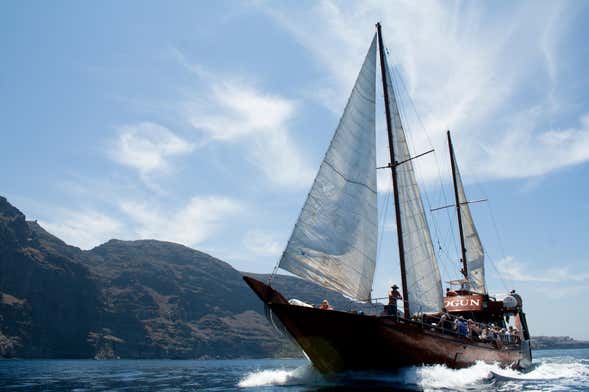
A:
[278, 35, 378, 301]
[450, 140, 487, 294]
[383, 55, 443, 314]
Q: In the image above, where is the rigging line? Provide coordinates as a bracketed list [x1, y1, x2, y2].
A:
[485, 199, 510, 292]
[392, 66, 461, 261]
[397, 82, 459, 266]
[436, 240, 451, 282]
[375, 181, 392, 296]
[390, 68, 456, 295]
[484, 246, 509, 293]
[438, 240, 462, 281]
[377, 183, 392, 260]
[465, 168, 510, 292]
[391, 68, 449, 255]
[390, 68, 444, 257]
[436, 229, 458, 282]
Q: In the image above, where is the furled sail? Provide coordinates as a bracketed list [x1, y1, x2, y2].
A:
[451, 149, 487, 294]
[278, 35, 378, 301]
[383, 56, 443, 314]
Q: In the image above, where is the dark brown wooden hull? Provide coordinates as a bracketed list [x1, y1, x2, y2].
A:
[244, 276, 532, 374]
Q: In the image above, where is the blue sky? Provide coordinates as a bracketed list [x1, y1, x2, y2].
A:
[2, 1, 589, 338]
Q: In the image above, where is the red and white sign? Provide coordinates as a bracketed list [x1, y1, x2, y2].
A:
[444, 295, 484, 312]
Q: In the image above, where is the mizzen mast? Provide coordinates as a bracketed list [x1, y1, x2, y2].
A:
[447, 130, 469, 280]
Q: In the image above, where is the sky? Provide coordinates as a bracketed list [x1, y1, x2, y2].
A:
[2, 1, 589, 339]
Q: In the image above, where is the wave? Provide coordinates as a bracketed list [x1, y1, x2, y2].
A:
[237, 358, 589, 390]
[237, 364, 322, 388]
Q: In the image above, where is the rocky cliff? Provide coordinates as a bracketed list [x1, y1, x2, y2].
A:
[0, 197, 100, 358]
[0, 196, 361, 359]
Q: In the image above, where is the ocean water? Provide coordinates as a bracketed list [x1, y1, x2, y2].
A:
[1, 349, 588, 391]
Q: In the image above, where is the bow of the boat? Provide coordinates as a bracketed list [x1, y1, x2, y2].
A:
[242, 275, 289, 304]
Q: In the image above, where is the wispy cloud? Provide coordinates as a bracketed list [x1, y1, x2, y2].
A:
[188, 81, 295, 142]
[242, 229, 283, 257]
[174, 52, 315, 189]
[481, 112, 589, 179]
[259, 1, 588, 184]
[39, 210, 125, 250]
[109, 122, 194, 183]
[495, 256, 589, 283]
[119, 196, 242, 247]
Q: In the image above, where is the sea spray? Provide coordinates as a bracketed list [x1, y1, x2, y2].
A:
[492, 358, 589, 381]
[401, 361, 497, 390]
[237, 364, 322, 388]
[237, 356, 589, 391]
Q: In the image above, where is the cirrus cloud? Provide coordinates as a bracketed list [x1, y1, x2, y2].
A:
[110, 122, 195, 178]
[119, 195, 242, 247]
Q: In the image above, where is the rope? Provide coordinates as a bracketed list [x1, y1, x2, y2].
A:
[376, 185, 392, 260]
[393, 67, 461, 265]
[390, 67, 460, 283]
[450, 152, 510, 293]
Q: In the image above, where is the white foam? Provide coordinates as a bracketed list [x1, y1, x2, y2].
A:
[237, 358, 589, 390]
[403, 361, 496, 389]
[492, 360, 589, 381]
[237, 365, 322, 388]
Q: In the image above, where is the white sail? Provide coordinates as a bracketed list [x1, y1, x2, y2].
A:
[383, 57, 443, 314]
[278, 35, 378, 301]
[452, 152, 487, 294]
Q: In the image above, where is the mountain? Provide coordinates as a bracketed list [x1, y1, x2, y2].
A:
[0, 197, 100, 358]
[0, 196, 363, 359]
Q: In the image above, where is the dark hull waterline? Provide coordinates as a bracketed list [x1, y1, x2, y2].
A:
[244, 276, 532, 374]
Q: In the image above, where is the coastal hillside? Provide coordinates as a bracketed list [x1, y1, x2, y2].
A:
[0, 196, 360, 359]
[531, 336, 589, 350]
[0, 197, 101, 358]
[1, 196, 587, 359]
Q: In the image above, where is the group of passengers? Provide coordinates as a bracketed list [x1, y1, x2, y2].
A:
[317, 286, 521, 348]
[436, 311, 520, 345]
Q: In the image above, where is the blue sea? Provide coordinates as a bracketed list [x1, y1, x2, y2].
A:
[1, 349, 588, 391]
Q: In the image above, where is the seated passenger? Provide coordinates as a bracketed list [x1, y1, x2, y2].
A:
[438, 312, 449, 332]
[446, 287, 458, 297]
[468, 320, 481, 340]
[319, 299, 333, 310]
[480, 325, 490, 342]
[508, 326, 515, 341]
[500, 328, 508, 343]
[456, 317, 468, 337]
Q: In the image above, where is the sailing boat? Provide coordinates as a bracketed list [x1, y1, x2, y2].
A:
[243, 23, 532, 373]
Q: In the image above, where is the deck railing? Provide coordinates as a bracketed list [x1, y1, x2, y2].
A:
[312, 299, 521, 347]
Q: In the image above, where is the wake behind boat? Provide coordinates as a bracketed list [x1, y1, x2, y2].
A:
[244, 23, 532, 374]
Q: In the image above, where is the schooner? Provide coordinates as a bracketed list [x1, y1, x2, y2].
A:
[244, 23, 532, 373]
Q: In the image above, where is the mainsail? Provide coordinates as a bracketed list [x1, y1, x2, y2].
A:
[383, 54, 444, 314]
[450, 140, 487, 294]
[278, 35, 378, 301]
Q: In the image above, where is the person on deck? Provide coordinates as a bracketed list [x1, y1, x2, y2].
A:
[456, 316, 468, 337]
[438, 312, 448, 332]
[446, 287, 458, 297]
[508, 326, 518, 344]
[468, 319, 481, 340]
[510, 289, 523, 309]
[319, 299, 333, 310]
[480, 324, 490, 342]
[388, 284, 403, 317]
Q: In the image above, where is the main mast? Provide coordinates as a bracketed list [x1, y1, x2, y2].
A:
[447, 130, 468, 280]
[376, 23, 410, 316]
